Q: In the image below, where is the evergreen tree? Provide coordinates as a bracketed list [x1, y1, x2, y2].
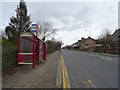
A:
[5, 0, 32, 43]
[5, 26, 17, 43]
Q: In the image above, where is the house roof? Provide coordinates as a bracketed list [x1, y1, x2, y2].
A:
[112, 29, 120, 36]
[72, 42, 78, 45]
[112, 29, 120, 42]
[78, 37, 95, 43]
[87, 36, 95, 41]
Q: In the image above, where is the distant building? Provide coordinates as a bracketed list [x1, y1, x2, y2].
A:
[112, 29, 120, 48]
[70, 29, 120, 53]
[94, 40, 103, 47]
[78, 37, 96, 52]
[71, 42, 79, 48]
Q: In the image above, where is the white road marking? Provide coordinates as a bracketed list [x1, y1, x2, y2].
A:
[100, 57, 112, 60]
[105, 58, 112, 60]
[100, 57, 104, 59]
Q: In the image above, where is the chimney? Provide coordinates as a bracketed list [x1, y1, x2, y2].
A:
[81, 37, 85, 41]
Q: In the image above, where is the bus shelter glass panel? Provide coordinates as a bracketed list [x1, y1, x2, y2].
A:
[19, 36, 33, 63]
[20, 36, 33, 53]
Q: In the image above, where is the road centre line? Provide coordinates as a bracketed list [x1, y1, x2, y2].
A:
[100, 57, 112, 60]
[61, 56, 71, 88]
[105, 58, 112, 60]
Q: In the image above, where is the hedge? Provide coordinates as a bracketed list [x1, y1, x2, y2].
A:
[2, 38, 17, 72]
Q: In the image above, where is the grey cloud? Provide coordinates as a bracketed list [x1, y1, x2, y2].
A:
[59, 7, 92, 30]
[31, 3, 72, 21]
[30, 2, 117, 32]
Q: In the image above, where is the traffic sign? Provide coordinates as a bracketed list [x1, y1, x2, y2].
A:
[31, 23, 38, 37]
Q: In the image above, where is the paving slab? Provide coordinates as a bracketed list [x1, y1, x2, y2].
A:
[2, 51, 60, 88]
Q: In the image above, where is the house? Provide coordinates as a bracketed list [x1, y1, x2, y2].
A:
[71, 42, 79, 48]
[94, 40, 102, 47]
[78, 37, 96, 52]
[112, 29, 120, 48]
[78, 37, 96, 49]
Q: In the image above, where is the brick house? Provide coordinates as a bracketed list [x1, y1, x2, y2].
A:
[78, 37, 96, 52]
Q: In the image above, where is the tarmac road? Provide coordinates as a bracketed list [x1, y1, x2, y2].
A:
[61, 49, 118, 88]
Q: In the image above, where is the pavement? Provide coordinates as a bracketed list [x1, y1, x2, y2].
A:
[93, 52, 119, 57]
[2, 51, 60, 88]
[61, 49, 118, 88]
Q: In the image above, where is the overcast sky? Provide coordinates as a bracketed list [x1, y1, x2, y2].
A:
[1, 0, 119, 46]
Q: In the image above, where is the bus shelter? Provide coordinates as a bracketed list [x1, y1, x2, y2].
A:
[17, 32, 46, 68]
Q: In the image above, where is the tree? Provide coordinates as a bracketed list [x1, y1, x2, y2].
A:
[98, 28, 113, 53]
[5, 0, 32, 43]
[46, 40, 62, 53]
[37, 21, 58, 41]
[5, 26, 17, 43]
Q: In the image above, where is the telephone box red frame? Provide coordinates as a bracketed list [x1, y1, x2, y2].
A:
[17, 32, 46, 68]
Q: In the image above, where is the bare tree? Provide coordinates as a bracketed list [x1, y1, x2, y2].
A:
[98, 28, 111, 40]
[37, 21, 58, 41]
[98, 28, 113, 52]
